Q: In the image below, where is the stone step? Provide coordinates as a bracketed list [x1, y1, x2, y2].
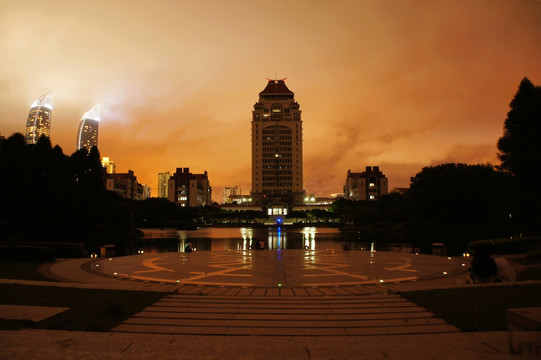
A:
[111, 293, 459, 336]
[112, 323, 459, 336]
[132, 310, 437, 321]
[153, 300, 413, 310]
[161, 294, 404, 303]
[122, 316, 447, 328]
[175, 285, 389, 296]
[144, 305, 425, 315]
[0, 304, 71, 329]
[507, 307, 541, 331]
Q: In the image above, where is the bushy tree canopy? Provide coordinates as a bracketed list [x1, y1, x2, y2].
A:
[409, 163, 508, 224]
[497, 77, 541, 188]
[0, 134, 112, 248]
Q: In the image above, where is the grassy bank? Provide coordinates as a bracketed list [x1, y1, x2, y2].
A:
[401, 284, 541, 331]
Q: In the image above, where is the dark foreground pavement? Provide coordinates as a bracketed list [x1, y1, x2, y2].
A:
[1, 329, 540, 359]
[1, 252, 540, 359]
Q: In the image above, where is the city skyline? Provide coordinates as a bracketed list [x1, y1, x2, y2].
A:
[2, 1, 541, 202]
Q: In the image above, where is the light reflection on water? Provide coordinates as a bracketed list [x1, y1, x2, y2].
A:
[139, 227, 413, 254]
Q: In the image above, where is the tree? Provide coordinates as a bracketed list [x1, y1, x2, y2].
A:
[497, 77, 541, 188]
[409, 163, 507, 224]
[375, 192, 411, 224]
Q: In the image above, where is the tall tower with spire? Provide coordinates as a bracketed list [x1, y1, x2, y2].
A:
[25, 93, 53, 144]
[77, 104, 100, 151]
[251, 79, 304, 206]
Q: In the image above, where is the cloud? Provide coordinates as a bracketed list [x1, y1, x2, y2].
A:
[1, 0, 540, 202]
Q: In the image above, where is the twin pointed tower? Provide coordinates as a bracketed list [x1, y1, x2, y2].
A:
[25, 93, 53, 144]
[24, 93, 100, 152]
[251, 79, 304, 206]
[76, 104, 100, 151]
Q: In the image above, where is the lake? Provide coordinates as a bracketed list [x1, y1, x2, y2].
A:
[138, 227, 414, 253]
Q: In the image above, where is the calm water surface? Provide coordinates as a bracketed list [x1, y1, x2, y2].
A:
[139, 227, 413, 253]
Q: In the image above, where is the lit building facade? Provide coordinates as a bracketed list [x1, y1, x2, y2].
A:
[344, 166, 388, 201]
[101, 157, 116, 174]
[222, 186, 241, 204]
[158, 171, 171, 198]
[251, 79, 304, 206]
[25, 93, 53, 144]
[77, 104, 100, 151]
[167, 167, 211, 207]
[104, 170, 149, 200]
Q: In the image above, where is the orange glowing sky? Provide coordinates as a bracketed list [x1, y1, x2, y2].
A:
[1, 0, 541, 202]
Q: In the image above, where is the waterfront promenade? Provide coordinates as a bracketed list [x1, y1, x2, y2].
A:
[1, 250, 539, 359]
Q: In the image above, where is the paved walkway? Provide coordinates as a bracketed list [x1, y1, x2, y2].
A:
[1, 250, 539, 359]
[56, 249, 468, 292]
[1, 330, 540, 359]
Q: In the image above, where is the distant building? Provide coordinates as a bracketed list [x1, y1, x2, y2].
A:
[251, 79, 304, 206]
[104, 170, 149, 200]
[344, 166, 388, 201]
[228, 194, 253, 205]
[101, 157, 116, 174]
[141, 184, 152, 200]
[77, 104, 100, 151]
[222, 186, 241, 204]
[303, 194, 334, 206]
[25, 93, 53, 144]
[167, 167, 211, 207]
[158, 171, 171, 198]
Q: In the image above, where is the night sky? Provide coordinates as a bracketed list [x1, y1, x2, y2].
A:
[2, 0, 540, 201]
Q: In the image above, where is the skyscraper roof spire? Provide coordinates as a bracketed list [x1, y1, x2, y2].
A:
[259, 78, 294, 98]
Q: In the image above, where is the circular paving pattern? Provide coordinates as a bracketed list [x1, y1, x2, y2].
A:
[92, 250, 467, 287]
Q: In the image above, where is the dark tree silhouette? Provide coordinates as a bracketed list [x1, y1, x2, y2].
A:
[409, 163, 508, 224]
[497, 77, 541, 188]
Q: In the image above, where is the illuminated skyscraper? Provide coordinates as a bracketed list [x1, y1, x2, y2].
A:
[77, 104, 100, 151]
[25, 93, 53, 144]
[251, 79, 304, 206]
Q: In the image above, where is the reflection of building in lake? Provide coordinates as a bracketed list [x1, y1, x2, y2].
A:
[240, 227, 254, 250]
[301, 227, 316, 250]
[344, 166, 388, 201]
[265, 227, 287, 249]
